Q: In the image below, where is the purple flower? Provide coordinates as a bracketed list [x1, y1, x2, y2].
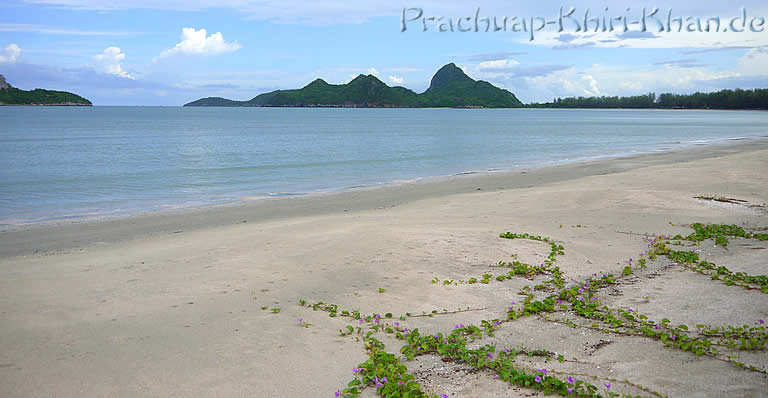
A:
[604, 383, 611, 389]
[382, 377, 387, 383]
[584, 285, 590, 290]
[567, 376, 574, 385]
[535, 376, 542, 383]
[335, 392, 341, 397]
[537, 368, 547, 376]
[591, 297, 597, 301]
[655, 324, 660, 330]
[398, 381, 405, 386]
[759, 320, 765, 325]
[460, 323, 464, 328]
[487, 353, 493, 359]
[455, 325, 460, 329]
[578, 288, 583, 294]
[627, 308, 633, 312]
[434, 334, 439, 339]
[567, 387, 573, 394]
[556, 299, 562, 304]
[577, 297, 584, 301]
[353, 367, 362, 373]
[394, 322, 399, 327]
[440, 395, 449, 398]
[297, 318, 303, 323]
[493, 375, 499, 379]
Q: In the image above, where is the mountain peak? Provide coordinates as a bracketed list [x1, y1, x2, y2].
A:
[304, 78, 329, 88]
[427, 63, 473, 92]
[0, 74, 10, 90]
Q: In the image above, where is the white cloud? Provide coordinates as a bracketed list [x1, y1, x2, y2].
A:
[19, 1, 768, 26]
[510, 63, 741, 102]
[367, 67, 378, 76]
[0, 23, 134, 36]
[93, 46, 133, 79]
[476, 59, 520, 70]
[388, 75, 404, 84]
[738, 47, 768, 75]
[528, 28, 768, 50]
[156, 28, 241, 60]
[0, 43, 21, 64]
[581, 74, 600, 96]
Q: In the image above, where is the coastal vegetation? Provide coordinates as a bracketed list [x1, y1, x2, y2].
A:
[184, 63, 523, 108]
[294, 221, 768, 397]
[527, 89, 768, 110]
[0, 74, 92, 106]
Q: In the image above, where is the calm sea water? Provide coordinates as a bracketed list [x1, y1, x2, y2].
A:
[1, 106, 767, 224]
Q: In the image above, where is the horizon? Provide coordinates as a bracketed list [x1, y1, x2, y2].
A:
[1, 1, 767, 106]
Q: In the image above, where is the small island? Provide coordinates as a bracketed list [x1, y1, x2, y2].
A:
[0, 74, 92, 106]
[184, 63, 523, 108]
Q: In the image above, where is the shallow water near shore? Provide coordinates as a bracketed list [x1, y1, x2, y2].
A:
[1, 106, 767, 223]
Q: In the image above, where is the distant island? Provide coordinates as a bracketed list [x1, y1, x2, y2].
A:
[0, 74, 92, 106]
[184, 63, 523, 108]
[527, 89, 768, 110]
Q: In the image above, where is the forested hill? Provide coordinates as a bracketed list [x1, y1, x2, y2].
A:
[0, 74, 92, 106]
[184, 63, 523, 108]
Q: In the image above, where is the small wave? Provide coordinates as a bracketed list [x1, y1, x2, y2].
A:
[266, 192, 305, 197]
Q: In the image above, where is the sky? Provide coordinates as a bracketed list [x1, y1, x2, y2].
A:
[0, 0, 766, 105]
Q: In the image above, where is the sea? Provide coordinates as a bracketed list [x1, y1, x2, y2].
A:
[1, 106, 767, 224]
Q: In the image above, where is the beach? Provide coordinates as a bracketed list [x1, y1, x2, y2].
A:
[1, 139, 767, 397]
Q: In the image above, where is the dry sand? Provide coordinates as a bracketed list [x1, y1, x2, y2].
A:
[1, 140, 767, 397]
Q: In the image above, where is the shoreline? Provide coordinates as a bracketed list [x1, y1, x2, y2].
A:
[0, 138, 766, 397]
[3, 133, 759, 228]
[2, 137, 768, 259]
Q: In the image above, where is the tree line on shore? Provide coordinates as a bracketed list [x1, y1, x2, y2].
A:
[527, 88, 768, 110]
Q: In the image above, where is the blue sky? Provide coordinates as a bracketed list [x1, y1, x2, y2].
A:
[0, 0, 766, 105]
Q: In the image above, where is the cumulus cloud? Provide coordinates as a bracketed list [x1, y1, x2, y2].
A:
[738, 47, 768, 76]
[156, 28, 241, 60]
[367, 67, 379, 76]
[93, 46, 133, 78]
[388, 75, 404, 84]
[0, 43, 21, 64]
[581, 74, 600, 96]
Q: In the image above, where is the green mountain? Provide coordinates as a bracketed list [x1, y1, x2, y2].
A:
[420, 64, 523, 108]
[184, 63, 522, 108]
[0, 74, 92, 106]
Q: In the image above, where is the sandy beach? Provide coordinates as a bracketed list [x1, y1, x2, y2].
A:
[1, 140, 767, 397]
